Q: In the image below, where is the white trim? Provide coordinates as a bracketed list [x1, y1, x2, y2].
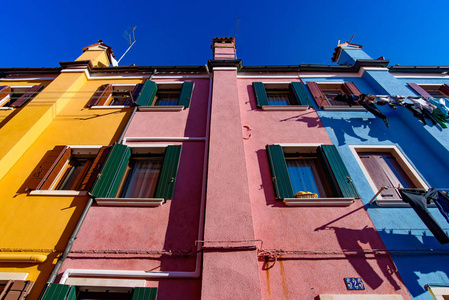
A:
[137, 105, 184, 111]
[319, 294, 403, 300]
[0, 107, 14, 110]
[65, 277, 146, 288]
[91, 105, 130, 109]
[283, 198, 355, 207]
[238, 75, 300, 79]
[349, 145, 429, 206]
[393, 74, 449, 78]
[95, 198, 165, 207]
[151, 75, 209, 79]
[213, 67, 237, 71]
[358, 67, 390, 77]
[426, 284, 449, 300]
[29, 190, 88, 196]
[277, 143, 323, 148]
[0, 272, 28, 280]
[237, 73, 362, 79]
[262, 105, 309, 111]
[0, 77, 57, 81]
[123, 137, 205, 143]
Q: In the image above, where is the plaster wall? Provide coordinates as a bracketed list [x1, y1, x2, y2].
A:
[338, 47, 372, 65]
[236, 76, 410, 299]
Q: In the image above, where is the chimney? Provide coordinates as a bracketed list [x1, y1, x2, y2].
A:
[331, 41, 371, 65]
[211, 37, 236, 60]
[76, 40, 116, 67]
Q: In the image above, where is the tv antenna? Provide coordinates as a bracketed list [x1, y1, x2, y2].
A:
[117, 26, 137, 65]
[348, 33, 355, 43]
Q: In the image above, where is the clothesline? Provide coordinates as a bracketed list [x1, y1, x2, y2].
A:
[368, 186, 449, 205]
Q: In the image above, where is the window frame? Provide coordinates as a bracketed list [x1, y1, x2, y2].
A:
[89, 84, 139, 109]
[408, 82, 449, 99]
[349, 145, 429, 207]
[91, 144, 182, 207]
[135, 80, 194, 111]
[306, 81, 366, 111]
[28, 145, 106, 196]
[267, 143, 360, 207]
[252, 82, 313, 111]
[0, 85, 44, 110]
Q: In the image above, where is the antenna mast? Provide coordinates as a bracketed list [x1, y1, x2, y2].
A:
[117, 26, 137, 65]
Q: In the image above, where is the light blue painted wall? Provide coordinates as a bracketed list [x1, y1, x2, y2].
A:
[338, 46, 372, 65]
[305, 71, 449, 299]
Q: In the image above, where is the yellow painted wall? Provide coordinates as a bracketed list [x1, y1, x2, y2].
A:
[76, 50, 110, 67]
[0, 47, 145, 299]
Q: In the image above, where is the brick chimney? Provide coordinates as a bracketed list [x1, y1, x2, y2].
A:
[331, 41, 371, 65]
[211, 37, 236, 60]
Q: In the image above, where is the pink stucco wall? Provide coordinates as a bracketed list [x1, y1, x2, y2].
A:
[237, 77, 410, 299]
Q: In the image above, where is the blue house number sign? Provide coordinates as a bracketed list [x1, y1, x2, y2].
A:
[344, 277, 365, 290]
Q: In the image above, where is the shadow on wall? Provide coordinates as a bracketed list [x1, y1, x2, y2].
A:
[279, 110, 324, 128]
[256, 149, 286, 208]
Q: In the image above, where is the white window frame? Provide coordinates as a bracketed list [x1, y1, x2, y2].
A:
[314, 81, 366, 111]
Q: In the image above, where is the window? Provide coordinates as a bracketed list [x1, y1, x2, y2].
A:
[408, 83, 449, 99]
[306, 81, 364, 110]
[134, 80, 194, 109]
[350, 145, 429, 206]
[252, 82, 313, 110]
[266, 144, 359, 206]
[90, 144, 181, 206]
[39, 284, 157, 300]
[0, 85, 44, 108]
[25, 146, 110, 195]
[0, 279, 34, 299]
[87, 84, 141, 107]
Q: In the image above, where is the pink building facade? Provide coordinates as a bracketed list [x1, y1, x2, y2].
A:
[40, 38, 411, 299]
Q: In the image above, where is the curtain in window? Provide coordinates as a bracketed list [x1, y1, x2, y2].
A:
[121, 159, 162, 198]
[267, 92, 291, 106]
[286, 159, 326, 197]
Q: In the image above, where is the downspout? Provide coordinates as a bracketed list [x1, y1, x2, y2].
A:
[47, 72, 155, 284]
[60, 66, 213, 282]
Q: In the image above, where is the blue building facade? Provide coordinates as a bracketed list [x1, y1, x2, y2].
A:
[302, 42, 449, 300]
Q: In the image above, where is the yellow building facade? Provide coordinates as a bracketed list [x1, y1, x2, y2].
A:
[0, 42, 137, 299]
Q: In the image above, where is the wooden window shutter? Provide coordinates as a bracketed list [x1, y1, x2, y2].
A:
[154, 145, 182, 199]
[407, 83, 432, 98]
[439, 84, 449, 96]
[10, 85, 44, 108]
[90, 144, 131, 198]
[38, 283, 76, 300]
[177, 82, 194, 108]
[318, 145, 360, 198]
[290, 82, 314, 107]
[24, 146, 70, 191]
[252, 82, 269, 108]
[132, 287, 158, 300]
[135, 80, 158, 106]
[266, 145, 294, 200]
[0, 86, 11, 103]
[307, 82, 329, 107]
[1, 280, 34, 300]
[39, 146, 71, 190]
[342, 82, 362, 96]
[87, 84, 112, 107]
[130, 83, 144, 105]
[79, 146, 111, 191]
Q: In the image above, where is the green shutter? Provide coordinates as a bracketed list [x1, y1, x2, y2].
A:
[252, 82, 269, 108]
[266, 145, 294, 200]
[90, 144, 131, 198]
[39, 284, 76, 300]
[290, 82, 314, 107]
[178, 82, 194, 108]
[319, 145, 360, 198]
[132, 287, 158, 300]
[154, 145, 181, 199]
[136, 80, 157, 106]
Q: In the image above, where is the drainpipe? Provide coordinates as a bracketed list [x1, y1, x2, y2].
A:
[60, 65, 213, 282]
[47, 72, 156, 284]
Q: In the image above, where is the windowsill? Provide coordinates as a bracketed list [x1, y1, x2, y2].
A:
[95, 197, 165, 207]
[90, 105, 131, 109]
[283, 197, 355, 207]
[29, 190, 88, 196]
[262, 105, 310, 111]
[137, 106, 184, 111]
[0, 107, 14, 110]
[321, 106, 366, 111]
[373, 199, 436, 208]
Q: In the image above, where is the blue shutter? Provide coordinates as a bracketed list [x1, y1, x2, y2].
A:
[177, 82, 194, 108]
[266, 145, 294, 200]
[90, 144, 131, 198]
[252, 82, 269, 108]
[136, 80, 158, 106]
[132, 287, 158, 300]
[290, 82, 313, 107]
[319, 145, 360, 198]
[154, 145, 181, 199]
[39, 284, 76, 300]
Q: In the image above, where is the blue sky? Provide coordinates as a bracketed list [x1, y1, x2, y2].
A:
[2, 0, 449, 68]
